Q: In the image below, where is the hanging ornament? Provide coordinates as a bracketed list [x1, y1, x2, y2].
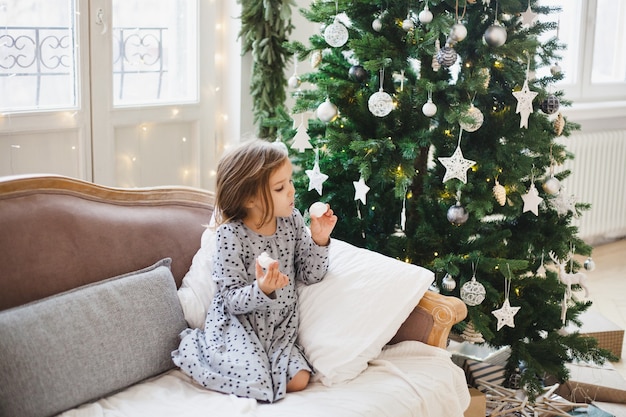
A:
[290, 113, 313, 153]
[542, 176, 561, 195]
[305, 148, 329, 196]
[372, 17, 383, 32]
[461, 320, 485, 344]
[368, 68, 394, 117]
[441, 273, 457, 292]
[460, 263, 486, 306]
[429, 282, 441, 294]
[447, 201, 469, 225]
[449, 22, 467, 43]
[418, 1, 433, 24]
[316, 98, 339, 123]
[484, 3, 507, 47]
[439, 130, 476, 184]
[554, 112, 565, 136]
[422, 89, 437, 117]
[492, 265, 521, 331]
[493, 178, 506, 206]
[459, 104, 484, 132]
[288, 75, 301, 89]
[431, 39, 441, 71]
[310, 50, 322, 68]
[536, 252, 547, 278]
[402, 14, 415, 31]
[540, 94, 560, 114]
[550, 63, 562, 76]
[436, 44, 458, 68]
[549, 188, 578, 217]
[348, 65, 368, 83]
[478, 67, 491, 89]
[521, 182, 543, 216]
[584, 257, 596, 271]
[353, 176, 370, 205]
[512, 56, 538, 129]
[519, 0, 538, 27]
[324, 12, 349, 48]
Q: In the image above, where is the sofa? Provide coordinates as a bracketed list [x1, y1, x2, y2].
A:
[0, 174, 471, 417]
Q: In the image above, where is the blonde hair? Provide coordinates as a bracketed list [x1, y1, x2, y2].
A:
[214, 139, 289, 228]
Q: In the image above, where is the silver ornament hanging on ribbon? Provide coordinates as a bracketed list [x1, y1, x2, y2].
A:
[436, 45, 458, 68]
[460, 275, 486, 306]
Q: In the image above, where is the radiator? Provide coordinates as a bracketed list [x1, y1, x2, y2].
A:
[556, 129, 626, 244]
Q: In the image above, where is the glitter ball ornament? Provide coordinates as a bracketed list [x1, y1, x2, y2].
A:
[459, 105, 484, 132]
[436, 45, 457, 68]
[288, 75, 301, 89]
[402, 17, 415, 31]
[450, 22, 467, 42]
[442, 273, 457, 291]
[422, 98, 437, 117]
[483, 22, 507, 47]
[316, 98, 339, 123]
[460, 276, 486, 306]
[447, 202, 469, 225]
[542, 176, 561, 195]
[324, 18, 349, 47]
[348, 65, 368, 83]
[418, 5, 433, 24]
[541, 95, 560, 114]
[584, 257, 596, 271]
[372, 17, 382, 32]
[368, 90, 394, 117]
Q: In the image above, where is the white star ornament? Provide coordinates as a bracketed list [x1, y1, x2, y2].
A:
[353, 177, 370, 205]
[512, 79, 538, 128]
[521, 183, 543, 216]
[305, 161, 328, 196]
[438, 146, 476, 184]
[492, 298, 521, 330]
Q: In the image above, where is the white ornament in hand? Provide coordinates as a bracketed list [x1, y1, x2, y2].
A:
[309, 201, 328, 218]
[257, 252, 276, 269]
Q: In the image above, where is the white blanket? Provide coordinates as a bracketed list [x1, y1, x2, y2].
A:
[60, 341, 470, 417]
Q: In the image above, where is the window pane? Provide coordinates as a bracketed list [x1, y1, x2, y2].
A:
[112, 0, 198, 107]
[536, 0, 581, 85]
[0, 0, 78, 112]
[591, 0, 626, 83]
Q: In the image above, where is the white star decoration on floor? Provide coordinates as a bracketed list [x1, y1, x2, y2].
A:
[521, 183, 543, 216]
[305, 160, 328, 196]
[512, 79, 538, 128]
[492, 298, 521, 330]
[438, 145, 476, 184]
[353, 176, 370, 204]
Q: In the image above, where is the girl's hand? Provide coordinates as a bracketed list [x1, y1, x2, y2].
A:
[255, 259, 289, 296]
[309, 204, 337, 246]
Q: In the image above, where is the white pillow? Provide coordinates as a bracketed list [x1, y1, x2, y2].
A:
[297, 239, 434, 386]
[177, 226, 217, 329]
[177, 235, 434, 385]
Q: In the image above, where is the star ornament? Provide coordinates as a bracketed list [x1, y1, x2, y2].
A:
[438, 145, 476, 184]
[521, 183, 543, 216]
[520, 5, 538, 27]
[492, 298, 521, 330]
[353, 176, 370, 205]
[305, 160, 328, 196]
[512, 79, 538, 128]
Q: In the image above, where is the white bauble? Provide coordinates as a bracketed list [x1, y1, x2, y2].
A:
[257, 252, 276, 269]
[324, 20, 349, 48]
[368, 90, 394, 117]
[309, 201, 328, 218]
[484, 23, 507, 47]
[459, 105, 484, 132]
[542, 176, 561, 195]
[372, 18, 382, 32]
[460, 277, 486, 306]
[447, 203, 469, 225]
[419, 7, 433, 24]
[442, 273, 457, 291]
[450, 22, 467, 42]
[584, 257, 596, 271]
[402, 18, 415, 31]
[422, 99, 437, 117]
[316, 99, 339, 123]
[288, 75, 301, 89]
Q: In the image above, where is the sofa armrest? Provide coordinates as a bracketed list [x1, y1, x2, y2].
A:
[390, 291, 467, 349]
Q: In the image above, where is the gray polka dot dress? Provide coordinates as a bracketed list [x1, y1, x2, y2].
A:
[172, 209, 329, 402]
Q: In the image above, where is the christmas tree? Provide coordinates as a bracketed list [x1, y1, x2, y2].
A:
[271, 0, 614, 400]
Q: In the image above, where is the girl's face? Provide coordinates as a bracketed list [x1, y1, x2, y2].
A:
[268, 159, 295, 218]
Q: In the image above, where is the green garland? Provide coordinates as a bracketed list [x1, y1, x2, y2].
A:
[238, 0, 295, 140]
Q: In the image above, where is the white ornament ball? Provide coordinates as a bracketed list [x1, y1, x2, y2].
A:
[459, 105, 484, 132]
[422, 99, 437, 117]
[450, 22, 468, 42]
[436, 45, 458, 68]
[542, 176, 561, 195]
[550, 63, 562, 76]
[442, 273, 457, 291]
[309, 201, 328, 218]
[368, 90, 394, 117]
[288, 75, 301, 89]
[324, 20, 349, 48]
[316, 99, 339, 123]
[372, 18, 383, 32]
[402, 18, 415, 31]
[257, 252, 276, 269]
[418, 8, 433, 24]
[447, 203, 469, 226]
[584, 257, 596, 271]
[484, 23, 507, 47]
[460, 277, 486, 306]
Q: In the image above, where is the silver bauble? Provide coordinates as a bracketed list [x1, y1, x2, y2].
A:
[540, 95, 560, 114]
[483, 23, 507, 47]
[459, 105, 484, 132]
[436, 45, 458, 68]
[422, 99, 437, 117]
[450, 22, 467, 42]
[418, 7, 433, 24]
[550, 63, 562, 76]
[402, 18, 415, 31]
[460, 277, 486, 306]
[372, 18, 383, 32]
[287, 75, 301, 89]
[442, 273, 457, 291]
[542, 176, 561, 195]
[584, 257, 596, 271]
[316, 99, 339, 123]
[447, 202, 469, 226]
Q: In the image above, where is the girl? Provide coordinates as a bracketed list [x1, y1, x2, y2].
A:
[172, 139, 337, 403]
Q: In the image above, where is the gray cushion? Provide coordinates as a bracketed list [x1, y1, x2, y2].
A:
[0, 258, 188, 417]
